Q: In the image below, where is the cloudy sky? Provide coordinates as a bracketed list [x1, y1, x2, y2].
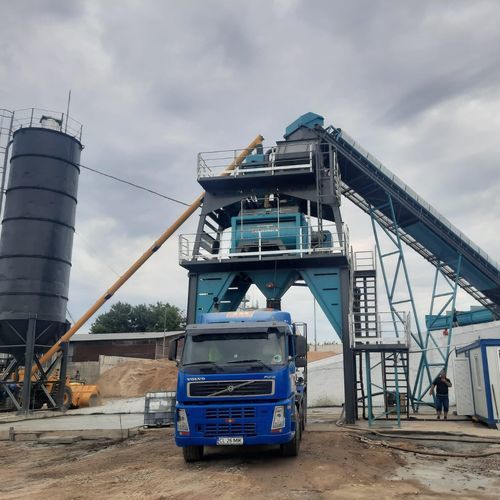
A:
[1, 0, 499, 342]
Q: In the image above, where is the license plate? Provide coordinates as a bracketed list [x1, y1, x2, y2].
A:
[216, 437, 243, 445]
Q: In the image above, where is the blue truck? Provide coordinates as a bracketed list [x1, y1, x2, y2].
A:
[168, 309, 308, 462]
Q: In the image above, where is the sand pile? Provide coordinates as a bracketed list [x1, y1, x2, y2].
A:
[96, 359, 178, 398]
[307, 351, 339, 363]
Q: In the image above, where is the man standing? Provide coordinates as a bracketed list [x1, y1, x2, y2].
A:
[429, 369, 452, 420]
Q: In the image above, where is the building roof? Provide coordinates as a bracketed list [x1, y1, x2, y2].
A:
[70, 331, 183, 342]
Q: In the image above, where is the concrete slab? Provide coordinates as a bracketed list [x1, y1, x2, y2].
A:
[0, 413, 143, 432]
[351, 416, 500, 438]
[37, 435, 82, 444]
[72, 397, 144, 414]
[0, 397, 147, 441]
[0, 410, 66, 424]
[306, 406, 500, 440]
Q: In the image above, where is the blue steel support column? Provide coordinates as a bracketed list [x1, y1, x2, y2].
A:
[57, 340, 69, 409]
[299, 265, 355, 422]
[365, 351, 373, 427]
[186, 273, 199, 324]
[340, 267, 356, 424]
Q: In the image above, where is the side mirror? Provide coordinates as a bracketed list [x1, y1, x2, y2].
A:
[294, 335, 307, 358]
[168, 335, 184, 362]
[168, 339, 177, 361]
[295, 356, 307, 368]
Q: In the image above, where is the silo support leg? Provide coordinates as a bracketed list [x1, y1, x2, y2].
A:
[21, 318, 36, 414]
[57, 342, 69, 409]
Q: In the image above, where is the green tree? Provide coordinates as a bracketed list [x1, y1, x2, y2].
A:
[90, 301, 185, 333]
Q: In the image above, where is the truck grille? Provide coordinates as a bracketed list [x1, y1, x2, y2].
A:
[202, 423, 257, 437]
[188, 380, 274, 397]
[205, 407, 256, 419]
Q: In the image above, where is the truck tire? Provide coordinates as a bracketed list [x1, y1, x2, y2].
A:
[280, 406, 301, 457]
[183, 445, 204, 463]
[301, 394, 307, 431]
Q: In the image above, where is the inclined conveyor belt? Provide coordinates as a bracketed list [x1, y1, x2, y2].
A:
[313, 125, 500, 318]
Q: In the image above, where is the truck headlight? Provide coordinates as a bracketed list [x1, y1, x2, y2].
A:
[177, 409, 189, 433]
[271, 405, 286, 431]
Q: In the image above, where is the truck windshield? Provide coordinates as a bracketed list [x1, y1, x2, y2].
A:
[182, 331, 286, 370]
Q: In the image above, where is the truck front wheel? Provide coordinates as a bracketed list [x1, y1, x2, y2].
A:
[183, 445, 204, 463]
[280, 406, 301, 457]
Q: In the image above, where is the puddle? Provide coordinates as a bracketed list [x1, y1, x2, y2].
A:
[395, 453, 500, 496]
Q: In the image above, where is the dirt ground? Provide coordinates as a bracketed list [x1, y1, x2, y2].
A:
[1, 429, 499, 499]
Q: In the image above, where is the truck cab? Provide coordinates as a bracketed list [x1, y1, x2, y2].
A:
[169, 310, 307, 462]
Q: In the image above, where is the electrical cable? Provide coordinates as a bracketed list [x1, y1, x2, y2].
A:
[367, 430, 500, 445]
[74, 230, 121, 277]
[332, 425, 500, 456]
[357, 435, 500, 458]
[77, 162, 190, 207]
[66, 308, 76, 323]
[333, 422, 500, 442]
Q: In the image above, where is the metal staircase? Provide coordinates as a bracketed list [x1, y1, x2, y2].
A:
[191, 209, 229, 259]
[350, 252, 411, 425]
[352, 251, 378, 339]
[382, 350, 410, 419]
[351, 251, 378, 420]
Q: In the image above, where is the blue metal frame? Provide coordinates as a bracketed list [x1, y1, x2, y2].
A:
[369, 195, 424, 346]
[413, 257, 462, 407]
[300, 268, 343, 337]
[194, 272, 248, 323]
[369, 194, 432, 410]
[481, 342, 495, 427]
[191, 267, 345, 342]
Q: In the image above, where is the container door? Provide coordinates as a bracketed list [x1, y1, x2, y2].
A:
[470, 348, 488, 418]
[452, 357, 474, 416]
[485, 347, 500, 421]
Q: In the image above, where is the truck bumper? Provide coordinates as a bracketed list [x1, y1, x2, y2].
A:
[175, 399, 296, 447]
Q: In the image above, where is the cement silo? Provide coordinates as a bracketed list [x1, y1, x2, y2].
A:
[0, 109, 83, 411]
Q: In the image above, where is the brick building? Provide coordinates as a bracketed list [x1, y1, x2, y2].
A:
[69, 331, 182, 362]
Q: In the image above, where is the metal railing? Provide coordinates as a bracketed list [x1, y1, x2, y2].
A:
[197, 142, 315, 179]
[10, 107, 83, 142]
[0, 109, 14, 148]
[350, 311, 411, 348]
[353, 250, 376, 271]
[179, 223, 349, 263]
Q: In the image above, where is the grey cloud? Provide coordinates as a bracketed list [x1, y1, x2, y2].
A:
[383, 59, 500, 124]
[1, 0, 500, 330]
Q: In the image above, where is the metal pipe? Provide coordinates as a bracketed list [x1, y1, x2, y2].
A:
[37, 134, 264, 367]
